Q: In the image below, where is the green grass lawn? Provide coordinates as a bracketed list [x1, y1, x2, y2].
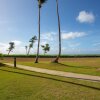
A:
[0, 64, 100, 100]
[17, 61, 100, 76]
[0, 65, 100, 100]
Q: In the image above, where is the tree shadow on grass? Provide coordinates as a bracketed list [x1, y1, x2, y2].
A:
[58, 63, 92, 69]
[0, 68, 100, 91]
[0, 63, 6, 67]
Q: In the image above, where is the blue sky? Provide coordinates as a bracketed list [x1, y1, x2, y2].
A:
[0, 0, 100, 54]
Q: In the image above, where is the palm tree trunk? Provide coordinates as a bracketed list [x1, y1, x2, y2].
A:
[44, 51, 46, 55]
[26, 49, 27, 55]
[8, 50, 11, 55]
[27, 47, 31, 55]
[26, 48, 27, 55]
[35, 6, 41, 63]
[52, 0, 61, 63]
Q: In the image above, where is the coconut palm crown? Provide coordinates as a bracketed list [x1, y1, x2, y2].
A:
[7, 42, 15, 55]
[27, 36, 37, 55]
[38, 0, 47, 8]
[41, 44, 50, 55]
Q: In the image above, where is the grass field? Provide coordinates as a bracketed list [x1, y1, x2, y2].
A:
[0, 64, 100, 100]
[1, 57, 100, 76]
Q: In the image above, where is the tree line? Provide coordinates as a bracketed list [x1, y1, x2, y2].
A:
[7, 36, 50, 56]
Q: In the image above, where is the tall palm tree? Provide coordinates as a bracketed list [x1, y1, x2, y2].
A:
[35, 0, 47, 63]
[41, 43, 50, 55]
[52, 0, 61, 63]
[27, 36, 37, 55]
[7, 42, 15, 55]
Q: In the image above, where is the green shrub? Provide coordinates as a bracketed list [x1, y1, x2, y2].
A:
[0, 53, 3, 60]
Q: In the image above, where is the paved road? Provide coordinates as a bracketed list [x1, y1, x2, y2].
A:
[5, 63, 100, 82]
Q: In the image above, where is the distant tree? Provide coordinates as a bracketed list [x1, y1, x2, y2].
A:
[35, 0, 47, 63]
[0, 53, 3, 60]
[41, 44, 50, 55]
[25, 46, 28, 55]
[7, 42, 15, 55]
[53, 0, 61, 63]
[0, 53, 2, 57]
[27, 36, 37, 55]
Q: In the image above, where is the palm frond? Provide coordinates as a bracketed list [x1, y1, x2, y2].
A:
[38, 0, 47, 7]
[29, 36, 37, 42]
[41, 45, 45, 48]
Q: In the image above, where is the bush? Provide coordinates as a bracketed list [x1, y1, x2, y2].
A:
[0, 53, 3, 60]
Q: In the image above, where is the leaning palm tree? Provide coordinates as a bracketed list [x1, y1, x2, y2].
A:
[41, 44, 50, 55]
[25, 46, 28, 55]
[7, 42, 15, 55]
[27, 36, 37, 55]
[52, 0, 61, 63]
[35, 0, 47, 63]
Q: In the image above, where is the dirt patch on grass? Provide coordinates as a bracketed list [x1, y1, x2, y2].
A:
[1, 57, 100, 61]
[1, 57, 100, 68]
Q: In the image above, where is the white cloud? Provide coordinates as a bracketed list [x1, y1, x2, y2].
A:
[13, 46, 26, 54]
[67, 42, 80, 48]
[12, 40, 22, 46]
[40, 41, 48, 45]
[62, 32, 86, 40]
[76, 11, 95, 23]
[0, 43, 9, 47]
[0, 40, 23, 54]
[41, 32, 57, 41]
[61, 47, 82, 54]
[0, 42, 9, 54]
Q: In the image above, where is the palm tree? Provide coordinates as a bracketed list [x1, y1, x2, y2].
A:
[27, 36, 37, 55]
[25, 46, 28, 55]
[52, 0, 61, 63]
[35, 0, 47, 63]
[7, 42, 15, 55]
[41, 44, 50, 55]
